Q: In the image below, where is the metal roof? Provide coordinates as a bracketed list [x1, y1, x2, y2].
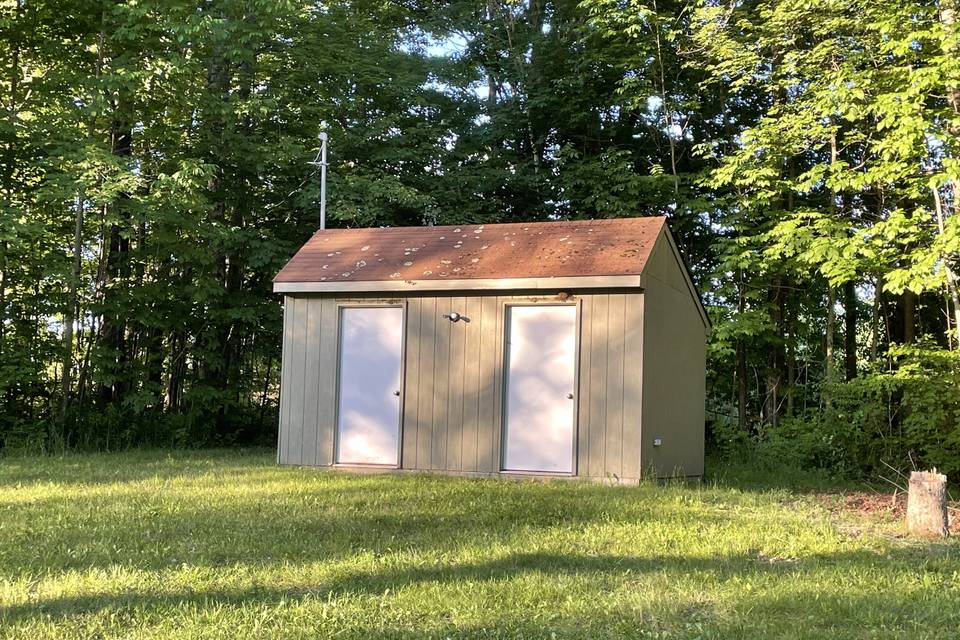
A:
[273, 217, 667, 290]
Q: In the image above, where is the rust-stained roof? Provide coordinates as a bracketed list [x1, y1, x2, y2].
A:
[274, 217, 667, 286]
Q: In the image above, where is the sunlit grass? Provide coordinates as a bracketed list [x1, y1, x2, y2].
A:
[0, 449, 957, 639]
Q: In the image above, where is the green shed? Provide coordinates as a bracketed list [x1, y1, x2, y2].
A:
[273, 216, 709, 481]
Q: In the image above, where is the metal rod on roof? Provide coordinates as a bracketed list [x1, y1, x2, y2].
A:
[318, 132, 328, 229]
[308, 133, 330, 229]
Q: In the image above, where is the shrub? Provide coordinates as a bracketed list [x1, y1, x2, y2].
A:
[764, 344, 960, 479]
[708, 343, 960, 481]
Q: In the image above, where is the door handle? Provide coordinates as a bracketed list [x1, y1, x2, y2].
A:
[566, 393, 574, 399]
[393, 390, 401, 397]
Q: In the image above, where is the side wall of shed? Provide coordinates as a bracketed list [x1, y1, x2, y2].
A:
[277, 292, 645, 480]
[639, 234, 707, 477]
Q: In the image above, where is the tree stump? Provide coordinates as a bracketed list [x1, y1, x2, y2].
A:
[907, 470, 949, 538]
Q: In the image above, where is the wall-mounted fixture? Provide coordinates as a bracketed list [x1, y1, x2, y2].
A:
[443, 312, 470, 323]
[653, 438, 663, 447]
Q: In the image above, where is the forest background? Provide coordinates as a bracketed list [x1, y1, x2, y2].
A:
[3, 0, 960, 479]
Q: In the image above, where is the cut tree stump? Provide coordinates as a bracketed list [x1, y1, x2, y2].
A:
[907, 470, 949, 538]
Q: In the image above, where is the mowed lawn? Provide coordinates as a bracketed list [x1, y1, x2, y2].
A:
[1, 450, 958, 639]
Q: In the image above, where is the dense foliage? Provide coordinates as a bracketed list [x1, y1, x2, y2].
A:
[1, 0, 959, 478]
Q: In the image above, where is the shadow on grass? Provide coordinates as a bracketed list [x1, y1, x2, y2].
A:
[0, 481, 739, 577]
[2, 548, 957, 631]
[0, 451, 934, 582]
[3, 451, 960, 635]
[0, 448, 275, 486]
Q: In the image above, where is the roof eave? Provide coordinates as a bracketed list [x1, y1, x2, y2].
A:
[655, 225, 713, 333]
[273, 274, 644, 293]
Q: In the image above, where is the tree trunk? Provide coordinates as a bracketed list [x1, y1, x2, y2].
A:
[166, 330, 186, 412]
[736, 272, 748, 430]
[99, 104, 134, 404]
[0, 0, 23, 386]
[844, 280, 857, 380]
[765, 363, 779, 427]
[496, 0, 544, 173]
[60, 197, 85, 421]
[76, 316, 98, 410]
[764, 277, 784, 426]
[201, 28, 254, 435]
[0, 239, 5, 359]
[143, 326, 165, 407]
[785, 289, 795, 415]
[942, 0, 960, 117]
[259, 354, 273, 422]
[903, 290, 916, 344]
[825, 284, 835, 384]
[651, 0, 678, 196]
[938, 0, 960, 347]
[736, 340, 748, 431]
[824, 132, 839, 401]
[932, 186, 960, 346]
[486, 0, 497, 114]
[907, 470, 949, 538]
[871, 275, 882, 363]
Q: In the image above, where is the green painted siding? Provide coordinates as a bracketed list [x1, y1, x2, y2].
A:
[277, 278, 703, 480]
[277, 296, 339, 467]
[639, 232, 707, 477]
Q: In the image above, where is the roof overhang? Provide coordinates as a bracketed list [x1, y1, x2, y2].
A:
[273, 274, 644, 293]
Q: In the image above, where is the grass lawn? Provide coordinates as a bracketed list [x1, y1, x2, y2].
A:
[0, 450, 958, 639]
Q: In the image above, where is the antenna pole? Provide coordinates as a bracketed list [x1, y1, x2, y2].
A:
[318, 132, 328, 229]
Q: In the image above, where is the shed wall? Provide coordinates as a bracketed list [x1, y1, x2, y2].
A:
[277, 292, 645, 480]
[277, 296, 339, 466]
[640, 236, 707, 477]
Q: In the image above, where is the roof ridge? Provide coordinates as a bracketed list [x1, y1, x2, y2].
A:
[311, 216, 666, 235]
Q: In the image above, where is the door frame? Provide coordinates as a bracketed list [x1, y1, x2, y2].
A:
[333, 302, 407, 468]
[499, 300, 582, 476]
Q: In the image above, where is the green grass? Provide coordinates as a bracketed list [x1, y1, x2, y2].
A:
[0, 449, 957, 639]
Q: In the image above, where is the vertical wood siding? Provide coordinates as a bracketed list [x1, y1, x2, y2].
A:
[431, 303, 450, 470]
[587, 294, 609, 478]
[621, 295, 644, 479]
[277, 296, 338, 466]
[402, 298, 421, 467]
[445, 295, 466, 471]
[640, 236, 707, 477]
[279, 292, 647, 480]
[575, 294, 644, 480]
[415, 297, 437, 469]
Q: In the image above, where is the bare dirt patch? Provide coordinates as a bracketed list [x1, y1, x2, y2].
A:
[813, 491, 960, 537]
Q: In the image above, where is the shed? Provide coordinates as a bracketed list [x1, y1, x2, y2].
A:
[272, 216, 709, 481]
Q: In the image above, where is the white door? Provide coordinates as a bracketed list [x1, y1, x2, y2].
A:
[502, 305, 577, 473]
[336, 306, 404, 465]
